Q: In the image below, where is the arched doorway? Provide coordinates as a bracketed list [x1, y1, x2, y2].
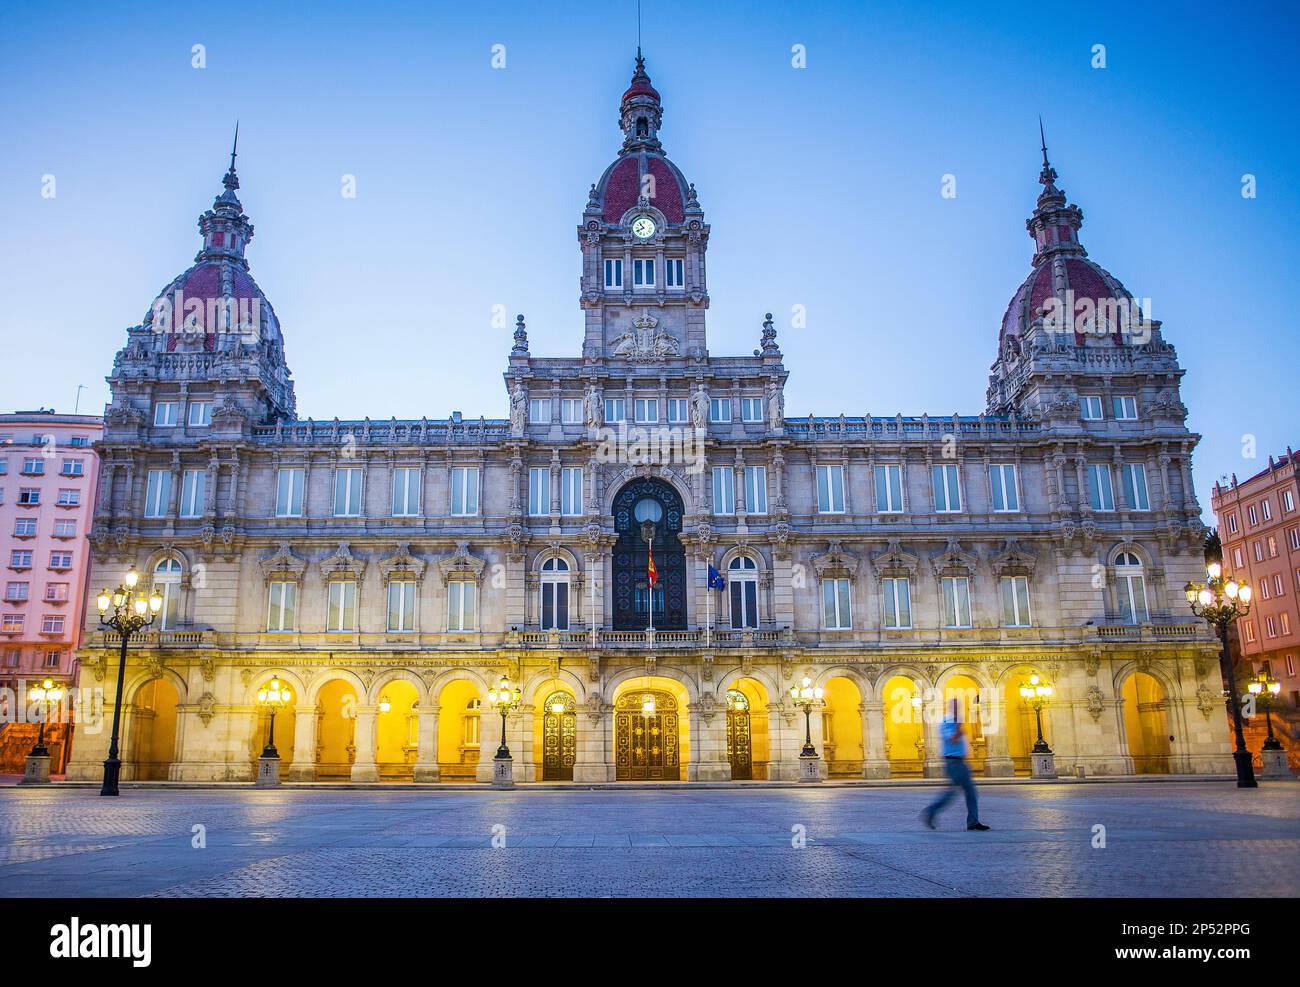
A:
[538, 690, 577, 780]
[129, 678, 179, 780]
[822, 676, 864, 778]
[882, 675, 924, 777]
[612, 478, 687, 630]
[436, 681, 482, 782]
[376, 680, 419, 782]
[1005, 672, 1049, 776]
[315, 679, 357, 780]
[614, 688, 680, 780]
[249, 686, 297, 774]
[726, 689, 752, 779]
[1123, 672, 1172, 774]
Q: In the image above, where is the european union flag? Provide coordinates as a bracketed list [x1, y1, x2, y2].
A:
[707, 564, 726, 590]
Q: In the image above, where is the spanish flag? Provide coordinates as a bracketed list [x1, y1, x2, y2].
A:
[647, 542, 658, 587]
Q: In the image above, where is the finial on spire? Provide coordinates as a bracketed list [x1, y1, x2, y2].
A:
[1036, 116, 1058, 193]
[1038, 115, 1048, 169]
[230, 121, 240, 173]
[222, 122, 241, 194]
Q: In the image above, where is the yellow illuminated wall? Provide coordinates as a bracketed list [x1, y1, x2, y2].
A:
[1122, 672, 1171, 774]
[943, 674, 985, 775]
[316, 679, 357, 780]
[438, 680, 482, 781]
[130, 678, 179, 780]
[882, 675, 923, 777]
[821, 676, 863, 777]
[376, 680, 419, 780]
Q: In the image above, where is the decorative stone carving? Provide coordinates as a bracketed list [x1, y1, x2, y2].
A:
[931, 537, 977, 576]
[436, 540, 486, 583]
[870, 539, 918, 577]
[610, 309, 680, 361]
[318, 543, 365, 580]
[378, 542, 427, 582]
[1086, 685, 1104, 721]
[813, 540, 859, 578]
[199, 656, 216, 682]
[990, 538, 1036, 577]
[260, 542, 307, 581]
[198, 692, 217, 726]
[1084, 649, 1101, 678]
[1196, 682, 1217, 719]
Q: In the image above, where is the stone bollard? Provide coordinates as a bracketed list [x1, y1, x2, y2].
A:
[492, 756, 514, 788]
[20, 755, 51, 785]
[1031, 751, 1057, 779]
[798, 754, 823, 783]
[255, 756, 281, 787]
[1259, 749, 1291, 779]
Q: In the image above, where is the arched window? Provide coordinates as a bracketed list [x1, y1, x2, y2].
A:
[1115, 552, 1149, 623]
[153, 558, 183, 630]
[540, 557, 570, 631]
[728, 555, 759, 629]
[463, 698, 481, 747]
[636, 116, 648, 137]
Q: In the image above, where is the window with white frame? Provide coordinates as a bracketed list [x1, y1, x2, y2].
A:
[1289, 527, 1300, 552]
[729, 555, 759, 629]
[18, 488, 39, 506]
[667, 398, 688, 423]
[1262, 498, 1273, 521]
[44, 582, 69, 602]
[1247, 505, 1258, 526]
[540, 557, 569, 630]
[1228, 513, 1239, 534]
[1112, 395, 1139, 420]
[709, 398, 731, 423]
[188, 401, 212, 426]
[1234, 547, 1245, 568]
[561, 398, 583, 424]
[603, 258, 622, 289]
[604, 398, 626, 423]
[634, 398, 658, 423]
[154, 401, 180, 426]
[740, 398, 763, 423]
[154, 557, 182, 630]
[334, 468, 363, 516]
[49, 551, 72, 570]
[266, 581, 296, 632]
[1114, 552, 1149, 623]
[276, 468, 305, 517]
[1281, 612, 1292, 635]
[387, 580, 416, 632]
[4, 582, 28, 602]
[529, 398, 550, 424]
[391, 467, 422, 516]
[1243, 621, 1256, 643]
[14, 518, 36, 537]
[528, 467, 551, 516]
[822, 577, 852, 629]
[60, 458, 84, 477]
[1275, 573, 1284, 596]
[931, 463, 962, 512]
[561, 467, 583, 516]
[1284, 490, 1295, 513]
[875, 464, 903, 513]
[1123, 463, 1150, 511]
[1268, 535, 1279, 558]
[712, 466, 735, 515]
[941, 576, 972, 628]
[1265, 615, 1277, 638]
[326, 581, 357, 632]
[1079, 395, 1104, 420]
[41, 615, 65, 635]
[144, 469, 171, 518]
[989, 464, 1019, 512]
[882, 577, 911, 629]
[10, 551, 32, 568]
[44, 649, 60, 667]
[1254, 540, 1264, 562]
[633, 257, 654, 287]
[1087, 463, 1116, 512]
[816, 465, 846, 514]
[179, 468, 205, 518]
[21, 457, 44, 475]
[448, 580, 476, 631]
[56, 488, 80, 507]
[2, 615, 24, 633]
[999, 575, 1032, 627]
[665, 257, 684, 288]
[450, 466, 479, 516]
[745, 466, 768, 515]
[1261, 580, 1271, 600]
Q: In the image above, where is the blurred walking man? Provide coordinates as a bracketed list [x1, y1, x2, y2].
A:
[921, 698, 990, 831]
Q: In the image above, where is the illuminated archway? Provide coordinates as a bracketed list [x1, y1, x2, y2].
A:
[1122, 671, 1172, 774]
[249, 693, 297, 774]
[534, 689, 578, 781]
[128, 678, 180, 780]
[1004, 671, 1048, 776]
[376, 680, 420, 781]
[881, 674, 924, 777]
[437, 680, 483, 782]
[728, 676, 771, 779]
[611, 676, 691, 780]
[941, 673, 986, 776]
[821, 676, 863, 778]
[315, 678, 358, 780]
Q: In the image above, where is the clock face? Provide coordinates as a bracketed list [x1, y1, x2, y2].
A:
[631, 215, 657, 239]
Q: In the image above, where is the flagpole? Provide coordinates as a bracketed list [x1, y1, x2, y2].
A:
[705, 562, 711, 648]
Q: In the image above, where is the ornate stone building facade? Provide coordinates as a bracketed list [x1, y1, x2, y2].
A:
[68, 54, 1232, 784]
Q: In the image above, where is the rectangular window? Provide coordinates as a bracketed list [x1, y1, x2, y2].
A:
[1282, 612, 1292, 636]
[21, 458, 44, 475]
[1112, 395, 1139, 420]
[326, 581, 357, 632]
[1117, 571, 1148, 623]
[882, 577, 911, 629]
[333, 467, 363, 516]
[44, 649, 60, 667]
[69, 436, 88, 447]
[144, 469, 171, 518]
[528, 398, 549, 424]
[44, 582, 69, 602]
[14, 518, 37, 537]
[729, 575, 758, 630]
[188, 401, 212, 426]
[541, 574, 570, 631]
[60, 458, 84, 477]
[41, 615, 65, 634]
[387, 581, 416, 632]
[561, 467, 583, 516]
[665, 257, 684, 288]
[450, 467, 479, 516]
[266, 582, 297, 632]
[1254, 541, 1264, 562]
[560, 398, 583, 424]
[712, 466, 735, 515]
[49, 552, 72, 570]
[604, 398, 625, 423]
[55, 488, 80, 507]
[1268, 535, 1279, 558]
[1261, 580, 1271, 600]
[1265, 616, 1277, 638]
[1087, 463, 1115, 512]
[1079, 395, 1104, 420]
[391, 467, 422, 516]
[667, 399, 688, 424]
[18, 488, 40, 506]
[1228, 513, 1239, 534]
[0, 460, 7, 475]
[817, 465, 846, 513]
[941, 576, 972, 628]
[1247, 505, 1258, 526]
[989, 464, 1019, 512]
[740, 398, 763, 423]
[4, 583, 28, 602]
[709, 398, 732, 423]
[745, 466, 768, 515]
[1289, 528, 1300, 552]
[9, 551, 33, 569]
[635, 398, 658, 423]
[1000, 576, 1032, 627]
[276, 468, 305, 517]
[1262, 499, 1273, 521]
[1243, 621, 1256, 643]
[874, 464, 903, 513]
[179, 468, 205, 518]
[529, 467, 551, 516]
[1284, 490, 1295, 513]
[931, 463, 962, 512]
[1234, 547, 1245, 568]
[633, 257, 655, 286]
[1275, 574, 1284, 596]
[2, 615, 24, 633]
[603, 258, 622, 289]
[154, 402, 180, 426]
[448, 581, 477, 631]
[1123, 463, 1150, 511]
[822, 578, 852, 629]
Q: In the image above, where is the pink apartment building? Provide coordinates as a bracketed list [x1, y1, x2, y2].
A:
[0, 410, 104, 705]
[1211, 447, 1300, 709]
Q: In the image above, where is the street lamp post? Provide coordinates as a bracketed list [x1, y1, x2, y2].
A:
[486, 675, 521, 786]
[254, 677, 292, 787]
[789, 676, 824, 782]
[1185, 562, 1256, 788]
[20, 677, 65, 785]
[95, 569, 163, 797]
[1018, 673, 1054, 754]
[1247, 670, 1283, 751]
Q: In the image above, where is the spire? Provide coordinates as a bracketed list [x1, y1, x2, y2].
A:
[224, 121, 240, 193]
[619, 48, 663, 152]
[196, 128, 254, 265]
[1025, 119, 1084, 266]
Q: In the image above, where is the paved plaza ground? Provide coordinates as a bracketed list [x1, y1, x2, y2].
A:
[0, 780, 1296, 897]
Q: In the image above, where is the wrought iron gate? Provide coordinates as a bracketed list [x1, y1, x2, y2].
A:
[726, 689, 752, 780]
[541, 691, 577, 781]
[614, 690, 680, 780]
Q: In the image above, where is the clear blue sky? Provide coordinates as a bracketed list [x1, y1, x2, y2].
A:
[2, 0, 1296, 523]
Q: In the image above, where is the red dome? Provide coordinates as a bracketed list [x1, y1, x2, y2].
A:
[1000, 256, 1137, 345]
[597, 152, 688, 225]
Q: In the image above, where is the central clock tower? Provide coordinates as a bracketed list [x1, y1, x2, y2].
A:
[578, 51, 710, 363]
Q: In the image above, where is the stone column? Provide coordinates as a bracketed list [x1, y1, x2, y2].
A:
[922, 700, 945, 778]
[573, 701, 613, 783]
[413, 703, 440, 782]
[350, 705, 379, 782]
[861, 701, 890, 778]
[982, 697, 1015, 777]
[286, 704, 318, 781]
[517, 705, 537, 783]
[689, 702, 731, 782]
